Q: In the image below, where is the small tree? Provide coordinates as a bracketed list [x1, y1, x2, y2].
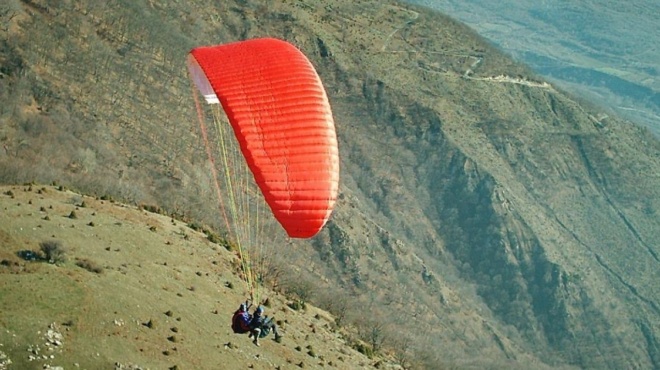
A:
[356, 316, 388, 356]
[318, 288, 349, 328]
[284, 273, 315, 306]
[391, 333, 413, 369]
[367, 320, 387, 354]
[40, 240, 67, 264]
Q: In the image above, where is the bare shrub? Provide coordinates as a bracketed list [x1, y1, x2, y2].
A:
[283, 273, 315, 304]
[74, 147, 97, 173]
[318, 289, 350, 327]
[205, 230, 222, 245]
[390, 332, 413, 368]
[356, 316, 388, 356]
[140, 204, 163, 214]
[287, 300, 306, 311]
[353, 342, 374, 358]
[39, 240, 67, 264]
[188, 221, 202, 231]
[75, 258, 103, 274]
[255, 248, 288, 290]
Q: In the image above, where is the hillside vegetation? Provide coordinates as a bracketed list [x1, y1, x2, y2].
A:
[1, 0, 659, 369]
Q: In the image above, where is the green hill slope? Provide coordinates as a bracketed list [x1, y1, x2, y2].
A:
[0, 184, 389, 369]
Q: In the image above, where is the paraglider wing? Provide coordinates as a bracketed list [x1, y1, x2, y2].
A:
[188, 38, 339, 238]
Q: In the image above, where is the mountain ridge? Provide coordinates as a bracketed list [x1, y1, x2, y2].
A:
[406, 0, 660, 135]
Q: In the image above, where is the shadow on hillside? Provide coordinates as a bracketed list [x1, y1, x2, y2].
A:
[16, 250, 41, 262]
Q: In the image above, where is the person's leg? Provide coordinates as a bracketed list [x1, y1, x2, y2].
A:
[252, 328, 261, 346]
[272, 323, 282, 340]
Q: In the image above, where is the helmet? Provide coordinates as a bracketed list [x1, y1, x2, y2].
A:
[256, 306, 265, 315]
[239, 303, 247, 312]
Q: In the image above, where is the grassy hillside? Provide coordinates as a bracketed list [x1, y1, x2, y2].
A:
[1, 0, 659, 369]
[0, 184, 392, 369]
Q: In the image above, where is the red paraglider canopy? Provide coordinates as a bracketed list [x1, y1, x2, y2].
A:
[188, 38, 339, 238]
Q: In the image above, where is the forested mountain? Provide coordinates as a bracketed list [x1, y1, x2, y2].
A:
[1, 0, 659, 368]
